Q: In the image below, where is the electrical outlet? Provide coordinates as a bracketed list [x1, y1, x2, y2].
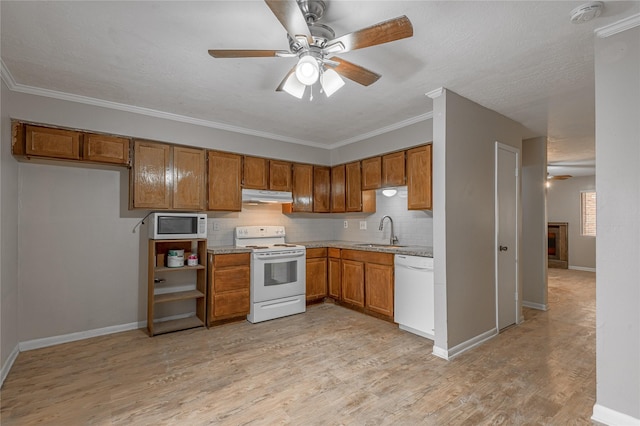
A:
[213, 221, 220, 231]
[359, 221, 367, 230]
[344, 220, 348, 229]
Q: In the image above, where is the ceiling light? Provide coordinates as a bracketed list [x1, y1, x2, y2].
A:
[570, 2, 604, 24]
[320, 68, 345, 97]
[295, 55, 320, 86]
[382, 188, 398, 197]
[281, 72, 306, 99]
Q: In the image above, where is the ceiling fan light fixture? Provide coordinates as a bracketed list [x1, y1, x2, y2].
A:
[295, 55, 320, 85]
[282, 72, 306, 99]
[320, 68, 345, 97]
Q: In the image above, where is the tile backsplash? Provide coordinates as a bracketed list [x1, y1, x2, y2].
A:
[206, 187, 432, 247]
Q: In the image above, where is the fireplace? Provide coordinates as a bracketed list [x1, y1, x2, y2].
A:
[548, 222, 568, 269]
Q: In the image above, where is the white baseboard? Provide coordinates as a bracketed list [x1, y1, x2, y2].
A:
[19, 321, 145, 352]
[522, 301, 549, 311]
[592, 403, 640, 425]
[1, 344, 20, 388]
[569, 266, 596, 272]
[431, 328, 498, 360]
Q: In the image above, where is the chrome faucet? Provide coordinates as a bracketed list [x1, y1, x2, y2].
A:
[378, 215, 399, 245]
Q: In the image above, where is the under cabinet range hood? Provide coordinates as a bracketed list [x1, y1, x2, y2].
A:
[241, 189, 293, 204]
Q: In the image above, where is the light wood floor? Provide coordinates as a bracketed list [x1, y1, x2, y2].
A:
[1, 268, 595, 425]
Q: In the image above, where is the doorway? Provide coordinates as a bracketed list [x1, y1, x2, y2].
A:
[495, 142, 519, 330]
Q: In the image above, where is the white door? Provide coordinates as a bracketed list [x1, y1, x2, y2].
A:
[495, 143, 519, 330]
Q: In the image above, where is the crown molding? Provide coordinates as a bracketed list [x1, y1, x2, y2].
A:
[330, 111, 434, 149]
[2, 61, 435, 150]
[595, 13, 640, 38]
[425, 87, 444, 99]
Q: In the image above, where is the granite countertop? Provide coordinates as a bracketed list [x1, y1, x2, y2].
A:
[292, 240, 433, 257]
[208, 241, 433, 257]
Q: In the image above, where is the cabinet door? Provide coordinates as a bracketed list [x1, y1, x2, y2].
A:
[84, 134, 130, 165]
[173, 146, 206, 210]
[345, 161, 362, 212]
[365, 263, 394, 318]
[214, 266, 250, 292]
[361, 157, 382, 190]
[407, 145, 433, 210]
[132, 140, 172, 209]
[269, 160, 292, 191]
[291, 163, 313, 212]
[306, 257, 328, 301]
[25, 125, 81, 160]
[313, 166, 330, 213]
[208, 151, 242, 211]
[382, 151, 406, 187]
[342, 259, 365, 307]
[331, 165, 346, 213]
[243, 156, 268, 189]
[328, 255, 341, 300]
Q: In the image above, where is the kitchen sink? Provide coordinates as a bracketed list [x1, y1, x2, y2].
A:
[354, 243, 406, 249]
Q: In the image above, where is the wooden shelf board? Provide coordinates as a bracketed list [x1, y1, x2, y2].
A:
[151, 316, 204, 335]
[154, 289, 204, 304]
[154, 264, 205, 273]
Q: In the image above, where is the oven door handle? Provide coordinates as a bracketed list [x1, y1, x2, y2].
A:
[254, 251, 306, 260]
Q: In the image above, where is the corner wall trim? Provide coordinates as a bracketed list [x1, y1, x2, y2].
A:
[592, 403, 640, 425]
[19, 321, 145, 352]
[595, 13, 640, 38]
[431, 328, 498, 360]
[1, 344, 20, 388]
[522, 301, 549, 311]
[569, 266, 596, 273]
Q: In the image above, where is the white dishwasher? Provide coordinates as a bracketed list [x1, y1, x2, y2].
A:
[394, 254, 434, 340]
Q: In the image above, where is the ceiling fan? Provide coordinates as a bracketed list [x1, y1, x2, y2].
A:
[547, 174, 573, 181]
[208, 0, 413, 99]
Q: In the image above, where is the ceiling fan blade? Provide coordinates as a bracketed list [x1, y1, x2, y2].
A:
[208, 49, 292, 58]
[264, 0, 312, 44]
[328, 57, 381, 86]
[325, 15, 413, 55]
[549, 175, 573, 180]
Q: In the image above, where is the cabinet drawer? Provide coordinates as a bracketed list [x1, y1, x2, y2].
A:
[214, 266, 250, 292]
[328, 247, 341, 258]
[341, 249, 394, 265]
[306, 247, 327, 258]
[214, 290, 250, 317]
[213, 253, 250, 268]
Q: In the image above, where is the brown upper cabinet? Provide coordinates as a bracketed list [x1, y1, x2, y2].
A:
[208, 151, 242, 212]
[13, 122, 130, 166]
[130, 140, 205, 210]
[286, 163, 314, 213]
[242, 156, 269, 189]
[330, 164, 346, 213]
[345, 161, 362, 212]
[382, 151, 406, 187]
[406, 144, 433, 210]
[313, 166, 331, 213]
[361, 157, 382, 190]
[269, 160, 292, 192]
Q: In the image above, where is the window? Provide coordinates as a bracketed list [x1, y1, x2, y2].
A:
[581, 191, 596, 236]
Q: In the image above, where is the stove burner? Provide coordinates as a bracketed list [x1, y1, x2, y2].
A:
[273, 244, 297, 247]
[245, 245, 269, 249]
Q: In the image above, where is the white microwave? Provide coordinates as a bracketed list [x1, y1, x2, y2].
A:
[148, 212, 207, 240]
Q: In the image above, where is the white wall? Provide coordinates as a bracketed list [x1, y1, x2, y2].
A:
[1, 79, 20, 383]
[546, 175, 596, 270]
[521, 137, 548, 309]
[431, 88, 523, 357]
[592, 25, 640, 424]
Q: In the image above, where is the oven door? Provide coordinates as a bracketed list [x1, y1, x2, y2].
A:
[251, 250, 306, 303]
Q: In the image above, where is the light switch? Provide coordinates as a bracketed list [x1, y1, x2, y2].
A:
[359, 221, 367, 230]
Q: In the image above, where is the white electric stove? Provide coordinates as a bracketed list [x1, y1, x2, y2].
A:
[235, 226, 306, 323]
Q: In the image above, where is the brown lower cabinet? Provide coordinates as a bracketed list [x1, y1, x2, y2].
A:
[328, 248, 341, 300]
[207, 252, 250, 324]
[340, 249, 394, 319]
[306, 248, 327, 302]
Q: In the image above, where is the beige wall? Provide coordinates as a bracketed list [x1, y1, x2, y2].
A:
[521, 137, 548, 309]
[546, 175, 596, 270]
[431, 89, 523, 356]
[593, 25, 640, 423]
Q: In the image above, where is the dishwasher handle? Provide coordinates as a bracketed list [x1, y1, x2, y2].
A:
[395, 255, 433, 271]
[397, 264, 433, 272]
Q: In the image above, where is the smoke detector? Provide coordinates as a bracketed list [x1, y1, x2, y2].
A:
[570, 2, 604, 24]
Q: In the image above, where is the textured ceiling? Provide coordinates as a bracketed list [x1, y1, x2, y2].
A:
[2, 1, 639, 176]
